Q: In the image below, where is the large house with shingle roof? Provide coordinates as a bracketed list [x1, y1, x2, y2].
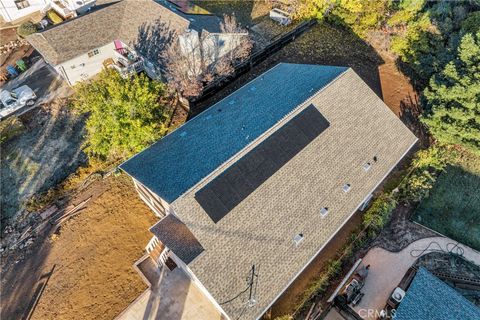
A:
[27, 0, 245, 85]
[119, 63, 418, 319]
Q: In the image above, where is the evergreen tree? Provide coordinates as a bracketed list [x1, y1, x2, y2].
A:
[73, 70, 170, 160]
[422, 31, 480, 154]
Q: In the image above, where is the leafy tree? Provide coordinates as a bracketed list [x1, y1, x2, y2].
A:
[362, 194, 397, 235]
[295, 0, 391, 35]
[421, 31, 480, 155]
[401, 170, 436, 203]
[412, 145, 452, 171]
[73, 69, 170, 160]
[389, 1, 479, 85]
[17, 21, 37, 38]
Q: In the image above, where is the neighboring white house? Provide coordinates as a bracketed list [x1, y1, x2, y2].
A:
[119, 63, 418, 320]
[0, 0, 47, 22]
[0, 0, 95, 23]
[26, 0, 246, 86]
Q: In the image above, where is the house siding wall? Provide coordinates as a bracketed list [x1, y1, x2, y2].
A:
[133, 179, 171, 218]
[0, 0, 47, 22]
[55, 41, 116, 85]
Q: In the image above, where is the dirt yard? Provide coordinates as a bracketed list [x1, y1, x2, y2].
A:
[1, 101, 86, 222]
[0, 174, 158, 320]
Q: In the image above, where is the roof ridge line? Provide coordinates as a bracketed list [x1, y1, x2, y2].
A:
[171, 66, 351, 205]
[119, 62, 286, 173]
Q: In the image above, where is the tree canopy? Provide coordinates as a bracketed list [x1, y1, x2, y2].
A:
[422, 31, 480, 155]
[73, 70, 170, 160]
[295, 0, 390, 36]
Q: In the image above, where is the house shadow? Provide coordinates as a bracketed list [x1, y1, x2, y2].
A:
[0, 222, 56, 320]
[132, 265, 226, 320]
[190, 21, 385, 117]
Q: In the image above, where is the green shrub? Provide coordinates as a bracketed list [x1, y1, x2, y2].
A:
[47, 10, 63, 25]
[17, 21, 37, 38]
[362, 194, 397, 236]
[400, 169, 436, 203]
[399, 145, 455, 204]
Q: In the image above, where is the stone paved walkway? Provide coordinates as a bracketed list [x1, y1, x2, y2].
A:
[353, 236, 480, 319]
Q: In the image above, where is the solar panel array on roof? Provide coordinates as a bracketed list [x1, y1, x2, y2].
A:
[195, 105, 330, 223]
[120, 64, 347, 203]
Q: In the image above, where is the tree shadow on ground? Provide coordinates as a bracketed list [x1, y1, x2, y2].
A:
[191, 22, 385, 117]
[0, 104, 87, 222]
[399, 94, 430, 147]
[133, 19, 177, 72]
[412, 164, 480, 251]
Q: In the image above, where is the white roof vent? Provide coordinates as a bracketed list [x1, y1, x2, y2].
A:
[342, 183, 351, 193]
[320, 207, 329, 218]
[293, 233, 304, 246]
[363, 162, 372, 172]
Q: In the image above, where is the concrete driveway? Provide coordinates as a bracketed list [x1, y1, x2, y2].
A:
[0, 59, 72, 119]
[353, 236, 480, 319]
[116, 267, 223, 320]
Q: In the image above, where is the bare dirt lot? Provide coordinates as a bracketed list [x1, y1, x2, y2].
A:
[1, 174, 158, 320]
[1, 101, 86, 221]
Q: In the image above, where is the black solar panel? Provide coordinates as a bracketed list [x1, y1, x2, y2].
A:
[195, 105, 330, 223]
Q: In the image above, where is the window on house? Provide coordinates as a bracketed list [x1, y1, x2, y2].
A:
[87, 49, 99, 58]
[15, 0, 30, 9]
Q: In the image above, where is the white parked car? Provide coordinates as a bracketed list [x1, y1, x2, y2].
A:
[0, 85, 37, 120]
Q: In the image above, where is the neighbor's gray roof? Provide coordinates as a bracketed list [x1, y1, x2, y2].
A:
[395, 267, 480, 320]
[168, 67, 417, 319]
[27, 0, 221, 65]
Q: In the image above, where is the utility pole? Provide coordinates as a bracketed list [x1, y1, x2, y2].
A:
[247, 264, 258, 307]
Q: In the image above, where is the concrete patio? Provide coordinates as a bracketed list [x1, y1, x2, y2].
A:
[353, 236, 480, 319]
[116, 264, 223, 320]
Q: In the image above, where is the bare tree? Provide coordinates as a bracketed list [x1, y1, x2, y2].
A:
[163, 14, 253, 100]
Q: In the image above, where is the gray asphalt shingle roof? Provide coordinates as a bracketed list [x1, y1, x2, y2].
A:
[168, 66, 417, 319]
[149, 214, 204, 264]
[395, 268, 480, 320]
[121, 63, 417, 319]
[27, 0, 221, 65]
